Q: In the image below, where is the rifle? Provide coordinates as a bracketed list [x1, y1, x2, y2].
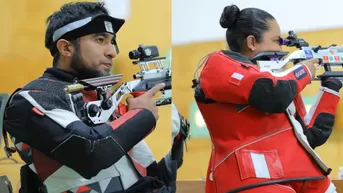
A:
[64, 44, 172, 125]
[251, 30, 343, 82]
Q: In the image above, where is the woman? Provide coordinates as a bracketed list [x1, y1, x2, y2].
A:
[193, 4, 342, 193]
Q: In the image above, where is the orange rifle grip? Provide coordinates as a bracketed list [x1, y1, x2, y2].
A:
[118, 92, 145, 115]
[117, 103, 128, 116]
[131, 92, 145, 98]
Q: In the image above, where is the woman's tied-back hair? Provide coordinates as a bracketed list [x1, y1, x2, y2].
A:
[45, 2, 110, 67]
[219, 5, 275, 52]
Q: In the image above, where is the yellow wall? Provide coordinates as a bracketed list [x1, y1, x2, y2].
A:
[173, 28, 343, 180]
[112, 0, 172, 161]
[0, 0, 171, 190]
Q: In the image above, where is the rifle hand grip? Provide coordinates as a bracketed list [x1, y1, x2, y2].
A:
[122, 92, 144, 114]
[117, 103, 128, 115]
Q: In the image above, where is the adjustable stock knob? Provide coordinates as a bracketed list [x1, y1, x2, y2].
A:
[101, 99, 113, 110]
[88, 104, 99, 117]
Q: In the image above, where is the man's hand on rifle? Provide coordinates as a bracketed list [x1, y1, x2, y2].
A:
[126, 83, 166, 120]
[321, 77, 343, 92]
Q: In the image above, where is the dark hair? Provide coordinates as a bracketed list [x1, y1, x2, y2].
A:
[219, 5, 275, 52]
[45, 2, 109, 67]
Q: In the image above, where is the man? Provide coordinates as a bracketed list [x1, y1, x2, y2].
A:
[2, 2, 186, 193]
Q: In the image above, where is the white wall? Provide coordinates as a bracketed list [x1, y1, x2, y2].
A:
[172, 0, 343, 45]
[98, 0, 131, 19]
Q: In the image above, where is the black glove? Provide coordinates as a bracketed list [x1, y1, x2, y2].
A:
[171, 114, 190, 168]
[175, 113, 190, 143]
[321, 77, 342, 92]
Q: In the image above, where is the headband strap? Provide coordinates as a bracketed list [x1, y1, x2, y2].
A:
[50, 14, 124, 56]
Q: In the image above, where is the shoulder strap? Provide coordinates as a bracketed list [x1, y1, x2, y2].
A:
[2, 88, 22, 158]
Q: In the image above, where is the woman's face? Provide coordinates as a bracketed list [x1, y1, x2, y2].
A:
[247, 19, 283, 58]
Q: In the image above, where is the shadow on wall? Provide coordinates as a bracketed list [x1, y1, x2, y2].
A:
[172, 28, 343, 180]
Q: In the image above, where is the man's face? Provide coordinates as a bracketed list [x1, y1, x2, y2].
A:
[70, 32, 118, 79]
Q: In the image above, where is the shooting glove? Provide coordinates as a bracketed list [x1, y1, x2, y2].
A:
[321, 77, 342, 92]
